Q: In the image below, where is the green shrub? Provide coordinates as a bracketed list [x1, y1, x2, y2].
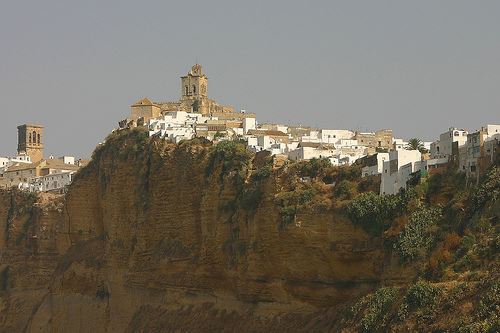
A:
[334, 180, 356, 200]
[346, 190, 416, 235]
[294, 158, 332, 179]
[251, 165, 272, 182]
[458, 282, 500, 332]
[351, 287, 399, 332]
[470, 166, 500, 213]
[275, 188, 316, 229]
[398, 280, 441, 320]
[394, 207, 442, 261]
[205, 140, 252, 179]
[405, 280, 441, 308]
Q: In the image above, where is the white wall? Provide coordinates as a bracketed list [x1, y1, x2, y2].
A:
[243, 118, 256, 134]
[431, 127, 468, 158]
[320, 129, 354, 144]
[380, 150, 421, 195]
[361, 153, 389, 177]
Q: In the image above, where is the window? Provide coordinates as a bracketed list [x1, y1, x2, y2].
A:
[185, 86, 189, 95]
[192, 85, 196, 94]
[37, 133, 41, 143]
[454, 131, 459, 136]
[33, 131, 37, 143]
[29, 133, 32, 143]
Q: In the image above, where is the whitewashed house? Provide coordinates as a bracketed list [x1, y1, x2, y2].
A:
[393, 138, 408, 151]
[430, 127, 468, 159]
[320, 129, 355, 145]
[288, 143, 335, 161]
[361, 153, 389, 177]
[380, 150, 422, 195]
[20, 171, 75, 193]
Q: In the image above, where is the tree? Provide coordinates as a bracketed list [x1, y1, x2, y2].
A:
[406, 138, 427, 153]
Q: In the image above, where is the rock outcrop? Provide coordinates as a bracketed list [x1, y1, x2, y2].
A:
[0, 130, 417, 332]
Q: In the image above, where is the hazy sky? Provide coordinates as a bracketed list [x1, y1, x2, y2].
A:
[1, 0, 499, 158]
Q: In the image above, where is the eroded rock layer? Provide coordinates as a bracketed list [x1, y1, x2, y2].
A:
[0, 131, 412, 332]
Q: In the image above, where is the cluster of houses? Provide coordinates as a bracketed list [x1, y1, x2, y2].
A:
[124, 65, 406, 168]
[365, 125, 499, 195]
[124, 65, 499, 195]
[0, 124, 86, 193]
[2, 65, 498, 195]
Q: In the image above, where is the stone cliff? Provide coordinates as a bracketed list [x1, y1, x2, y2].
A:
[0, 128, 467, 332]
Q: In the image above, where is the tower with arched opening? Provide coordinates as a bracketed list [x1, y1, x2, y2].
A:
[17, 124, 44, 163]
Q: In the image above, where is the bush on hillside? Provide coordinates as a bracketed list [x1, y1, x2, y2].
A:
[398, 280, 441, 320]
[205, 140, 252, 179]
[394, 207, 442, 261]
[346, 189, 416, 235]
[351, 287, 399, 332]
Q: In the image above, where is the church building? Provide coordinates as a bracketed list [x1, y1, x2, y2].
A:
[130, 64, 234, 121]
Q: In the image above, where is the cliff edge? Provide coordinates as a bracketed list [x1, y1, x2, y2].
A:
[0, 128, 498, 332]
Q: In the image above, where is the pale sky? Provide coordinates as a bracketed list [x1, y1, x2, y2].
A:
[1, 0, 499, 158]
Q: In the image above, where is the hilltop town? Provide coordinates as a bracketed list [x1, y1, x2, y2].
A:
[1, 64, 499, 194]
[122, 64, 500, 194]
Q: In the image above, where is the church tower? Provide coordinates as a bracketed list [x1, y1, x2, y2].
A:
[181, 64, 208, 100]
[17, 124, 44, 163]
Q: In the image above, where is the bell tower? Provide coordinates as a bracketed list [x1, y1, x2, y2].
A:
[180, 64, 208, 100]
[17, 124, 44, 163]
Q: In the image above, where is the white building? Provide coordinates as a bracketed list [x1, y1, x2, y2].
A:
[319, 129, 355, 145]
[60, 156, 75, 165]
[288, 144, 336, 161]
[464, 124, 500, 179]
[242, 117, 256, 134]
[148, 111, 210, 143]
[20, 171, 75, 193]
[361, 153, 389, 177]
[380, 150, 422, 195]
[0, 155, 32, 175]
[430, 127, 468, 159]
[393, 138, 408, 151]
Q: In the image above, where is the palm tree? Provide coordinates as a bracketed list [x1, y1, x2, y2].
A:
[406, 138, 428, 153]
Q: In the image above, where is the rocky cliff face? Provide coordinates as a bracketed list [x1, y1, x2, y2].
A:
[0, 129, 415, 332]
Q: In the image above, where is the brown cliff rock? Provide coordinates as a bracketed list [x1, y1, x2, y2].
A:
[0, 129, 413, 332]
